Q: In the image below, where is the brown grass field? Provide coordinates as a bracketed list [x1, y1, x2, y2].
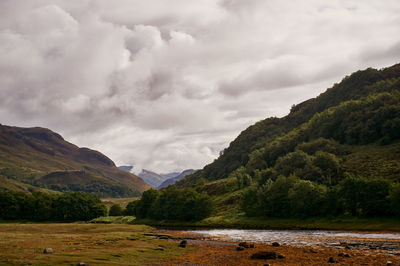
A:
[0, 223, 188, 265]
[101, 197, 138, 209]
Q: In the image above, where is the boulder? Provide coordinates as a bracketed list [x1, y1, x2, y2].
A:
[251, 251, 277, 260]
[77, 263, 89, 266]
[236, 246, 245, 251]
[239, 242, 249, 248]
[271, 242, 280, 247]
[43, 248, 53, 254]
[328, 257, 337, 263]
[178, 240, 187, 248]
[338, 252, 350, 258]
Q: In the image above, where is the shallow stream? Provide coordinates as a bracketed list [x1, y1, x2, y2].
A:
[184, 229, 400, 251]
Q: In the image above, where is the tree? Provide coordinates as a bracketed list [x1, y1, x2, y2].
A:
[109, 204, 123, 216]
[338, 176, 391, 217]
[388, 184, 400, 216]
[134, 189, 159, 219]
[288, 180, 327, 218]
[311, 151, 341, 185]
[125, 200, 139, 216]
[240, 187, 260, 216]
[258, 175, 299, 217]
[274, 150, 311, 177]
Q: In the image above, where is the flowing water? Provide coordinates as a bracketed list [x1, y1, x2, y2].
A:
[185, 229, 400, 251]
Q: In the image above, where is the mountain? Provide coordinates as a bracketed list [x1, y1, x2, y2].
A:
[175, 63, 400, 219]
[0, 124, 150, 197]
[138, 169, 169, 188]
[180, 63, 400, 186]
[118, 166, 134, 172]
[157, 169, 197, 189]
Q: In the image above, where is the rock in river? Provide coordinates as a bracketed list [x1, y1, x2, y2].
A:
[43, 248, 53, 254]
[251, 251, 277, 260]
[179, 240, 187, 248]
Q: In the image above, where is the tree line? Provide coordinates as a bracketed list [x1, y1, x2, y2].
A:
[0, 191, 107, 221]
[241, 175, 400, 218]
[124, 186, 214, 221]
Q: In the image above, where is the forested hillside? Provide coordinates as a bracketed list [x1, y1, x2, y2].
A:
[176, 63, 400, 219]
[180, 64, 400, 184]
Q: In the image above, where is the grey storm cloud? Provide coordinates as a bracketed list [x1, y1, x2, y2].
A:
[1, 0, 400, 173]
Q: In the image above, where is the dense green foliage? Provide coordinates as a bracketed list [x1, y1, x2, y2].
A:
[109, 204, 123, 216]
[241, 176, 399, 218]
[44, 181, 138, 198]
[132, 187, 214, 221]
[0, 191, 106, 221]
[174, 63, 400, 222]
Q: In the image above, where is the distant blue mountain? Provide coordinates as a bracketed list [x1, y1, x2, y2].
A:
[118, 165, 133, 172]
[157, 169, 197, 189]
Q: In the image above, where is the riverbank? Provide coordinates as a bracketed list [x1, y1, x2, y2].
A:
[159, 229, 400, 265]
[132, 216, 400, 231]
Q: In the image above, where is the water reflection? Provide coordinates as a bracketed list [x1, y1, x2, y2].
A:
[186, 229, 400, 246]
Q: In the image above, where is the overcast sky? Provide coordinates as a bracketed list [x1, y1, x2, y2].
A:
[1, 0, 400, 174]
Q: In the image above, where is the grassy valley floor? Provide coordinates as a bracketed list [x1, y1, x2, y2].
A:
[0, 223, 188, 265]
[0, 222, 399, 265]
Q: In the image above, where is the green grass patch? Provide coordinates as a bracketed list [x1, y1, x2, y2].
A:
[91, 216, 136, 224]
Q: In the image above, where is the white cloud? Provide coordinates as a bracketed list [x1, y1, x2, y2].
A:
[0, 0, 399, 173]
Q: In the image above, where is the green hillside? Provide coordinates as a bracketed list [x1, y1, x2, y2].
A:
[0, 125, 150, 197]
[174, 63, 400, 221]
[181, 64, 400, 185]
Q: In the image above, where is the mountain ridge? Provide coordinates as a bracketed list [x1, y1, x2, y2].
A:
[0, 124, 150, 197]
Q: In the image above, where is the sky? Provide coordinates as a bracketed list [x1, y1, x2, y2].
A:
[1, 0, 400, 174]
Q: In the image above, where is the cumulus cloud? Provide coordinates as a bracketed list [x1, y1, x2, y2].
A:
[0, 0, 400, 173]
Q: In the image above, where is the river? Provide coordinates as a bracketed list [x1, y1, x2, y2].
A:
[183, 229, 400, 252]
